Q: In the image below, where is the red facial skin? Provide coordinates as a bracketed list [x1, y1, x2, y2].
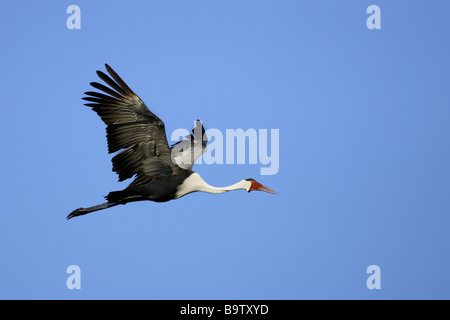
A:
[248, 180, 278, 194]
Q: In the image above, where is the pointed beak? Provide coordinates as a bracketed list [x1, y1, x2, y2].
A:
[249, 180, 278, 194]
[258, 185, 278, 194]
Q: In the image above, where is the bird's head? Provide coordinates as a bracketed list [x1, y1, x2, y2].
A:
[244, 178, 278, 194]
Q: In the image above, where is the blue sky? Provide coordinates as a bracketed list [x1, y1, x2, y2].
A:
[0, 1, 449, 299]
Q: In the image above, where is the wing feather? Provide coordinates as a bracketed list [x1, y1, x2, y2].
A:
[83, 64, 175, 182]
[170, 120, 208, 170]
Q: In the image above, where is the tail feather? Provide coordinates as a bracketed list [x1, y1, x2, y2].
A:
[67, 202, 116, 220]
[106, 189, 142, 204]
[106, 190, 127, 203]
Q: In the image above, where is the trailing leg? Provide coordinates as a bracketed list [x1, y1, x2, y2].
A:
[67, 202, 117, 220]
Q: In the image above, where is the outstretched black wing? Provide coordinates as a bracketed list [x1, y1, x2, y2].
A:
[83, 64, 176, 183]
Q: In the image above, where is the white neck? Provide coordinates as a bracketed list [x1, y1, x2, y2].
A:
[175, 172, 250, 199]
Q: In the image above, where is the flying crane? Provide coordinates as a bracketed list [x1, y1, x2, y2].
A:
[67, 64, 276, 219]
